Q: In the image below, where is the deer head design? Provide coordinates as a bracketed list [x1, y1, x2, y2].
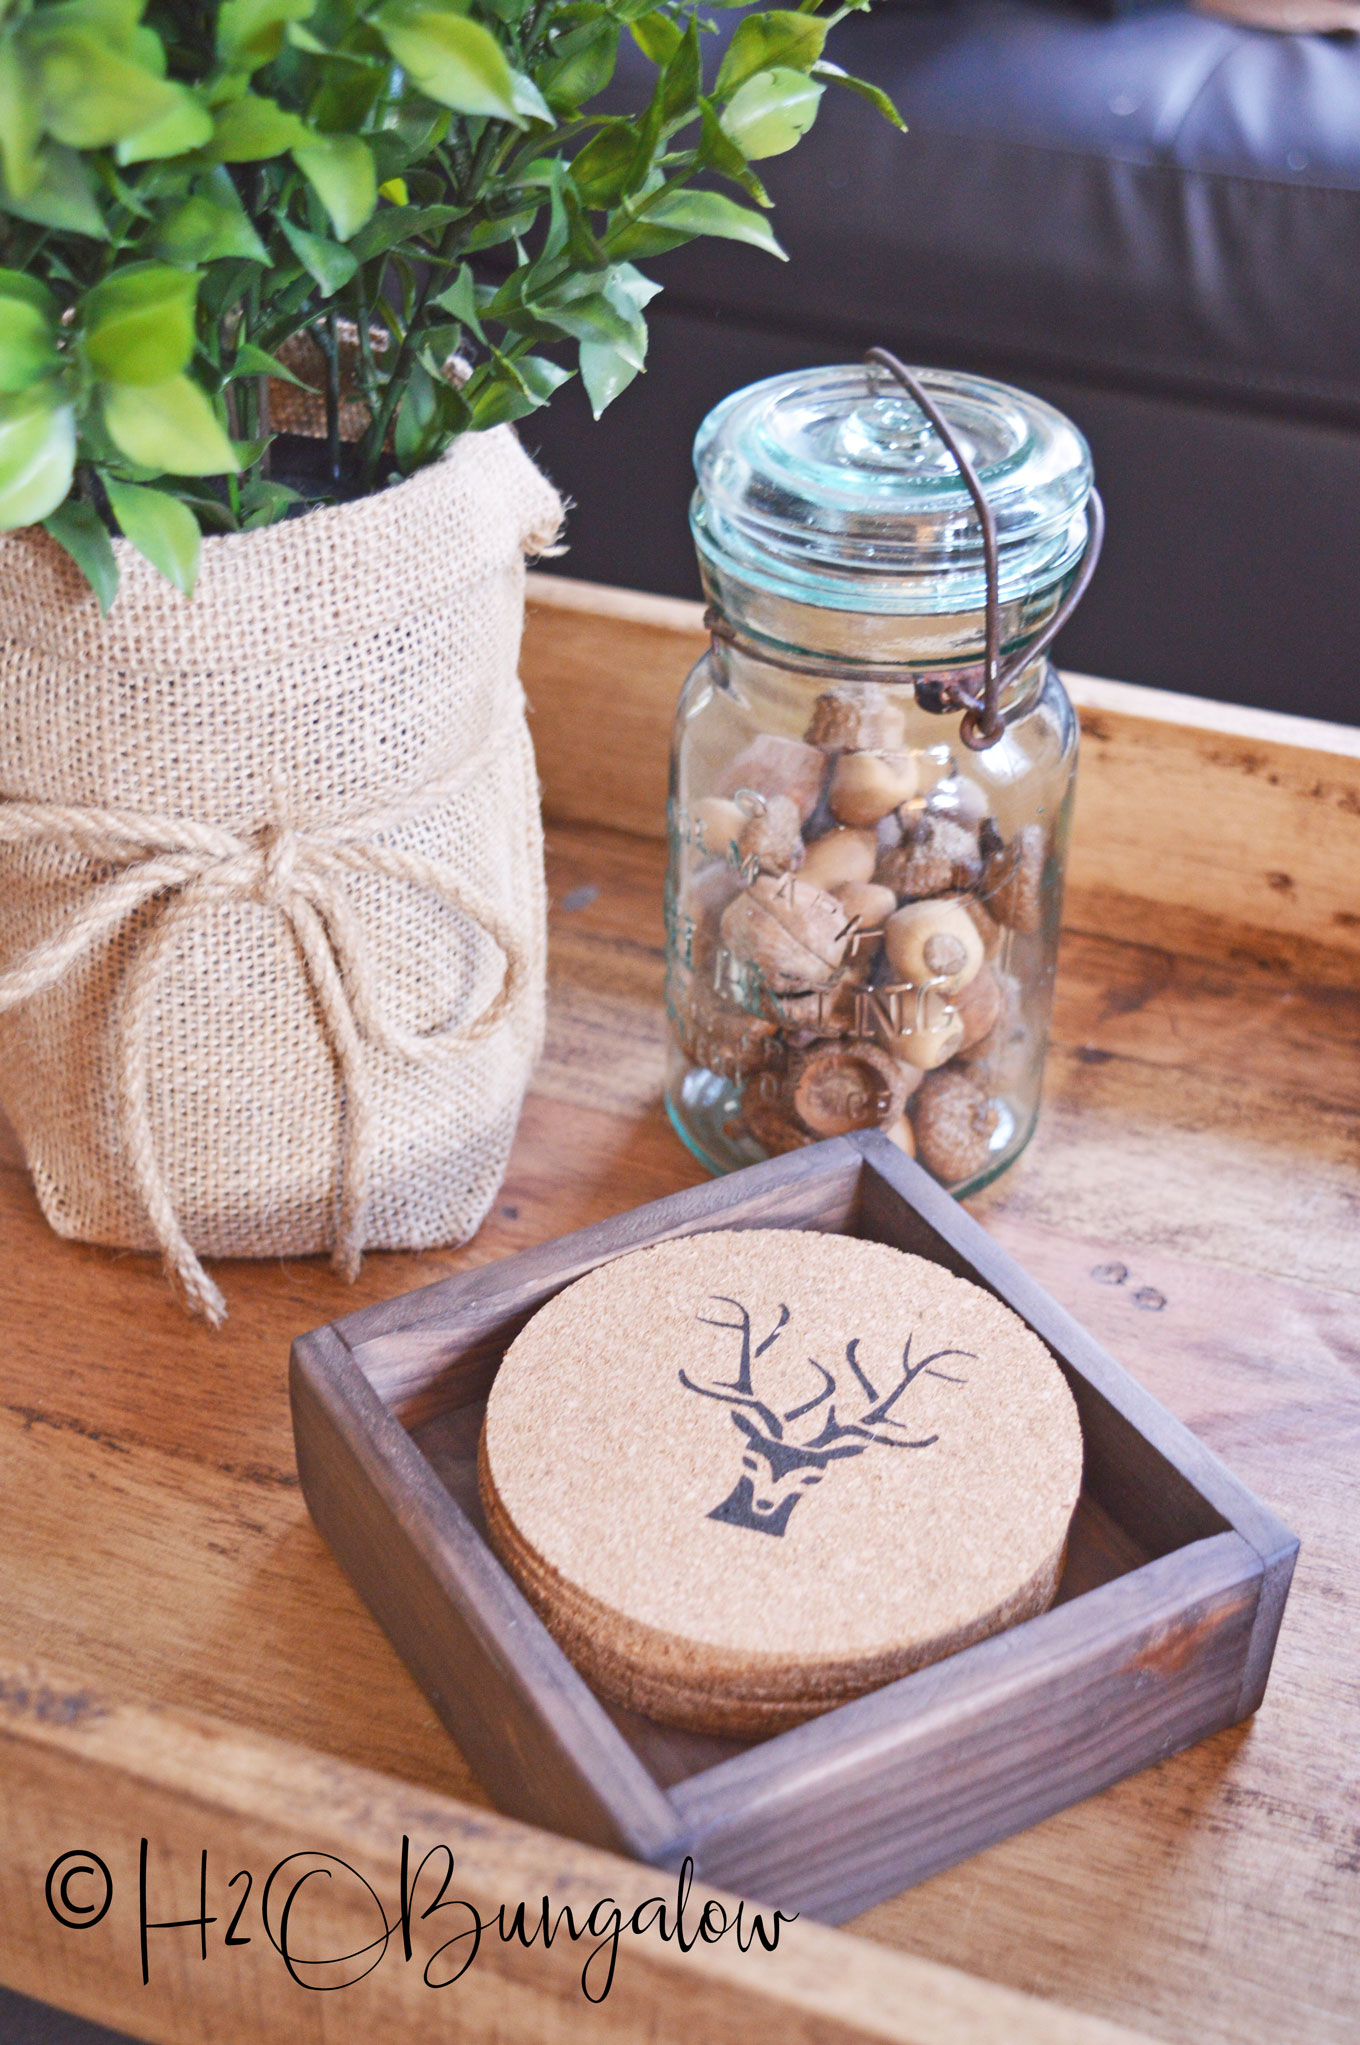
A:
[678, 1295, 973, 1537]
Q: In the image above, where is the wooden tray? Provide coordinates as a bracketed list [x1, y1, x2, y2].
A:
[3, 572, 1358, 2045]
[291, 1131, 1296, 1923]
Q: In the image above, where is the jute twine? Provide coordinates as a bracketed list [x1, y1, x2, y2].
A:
[0, 426, 564, 1323]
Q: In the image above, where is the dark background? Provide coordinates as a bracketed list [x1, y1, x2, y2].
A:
[522, 1, 1360, 726]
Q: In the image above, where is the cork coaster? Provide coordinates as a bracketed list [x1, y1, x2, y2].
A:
[479, 1230, 1083, 1736]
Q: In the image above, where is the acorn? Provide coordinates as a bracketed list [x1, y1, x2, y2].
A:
[963, 891, 1004, 956]
[787, 1038, 910, 1139]
[876, 812, 982, 899]
[741, 1074, 808, 1156]
[691, 795, 745, 861]
[735, 792, 803, 876]
[985, 822, 1045, 934]
[720, 734, 827, 823]
[951, 960, 1003, 1053]
[957, 968, 1025, 1073]
[832, 880, 897, 982]
[913, 1069, 1000, 1184]
[884, 898, 984, 994]
[771, 977, 857, 1037]
[833, 879, 898, 930]
[878, 989, 966, 1072]
[718, 873, 852, 993]
[805, 686, 907, 752]
[675, 978, 781, 1080]
[798, 826, 878, 893]
[829, 749, 919, 828]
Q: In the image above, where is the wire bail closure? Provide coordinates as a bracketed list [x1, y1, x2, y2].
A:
[863, 348, 1104, 749]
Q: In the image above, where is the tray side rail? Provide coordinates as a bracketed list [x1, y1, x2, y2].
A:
[289, 1323, 685, 1866]
[0, 1658, 1164, 2045]
[853, 1132, 1300, 1715]
[332, 1143, 865, 1426]
[670, 1530, 1262, 1922]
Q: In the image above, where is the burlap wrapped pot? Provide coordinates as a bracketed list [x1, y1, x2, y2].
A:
[0, 426, 563, 1324]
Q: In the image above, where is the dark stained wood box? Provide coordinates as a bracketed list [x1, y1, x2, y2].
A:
[289, 1131, 1298, 1924]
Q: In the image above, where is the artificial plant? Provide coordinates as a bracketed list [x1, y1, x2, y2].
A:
[0, 0, 900, 604]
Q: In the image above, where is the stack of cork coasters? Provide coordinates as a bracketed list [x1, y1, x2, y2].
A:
[479, 1229, 1083, 1737]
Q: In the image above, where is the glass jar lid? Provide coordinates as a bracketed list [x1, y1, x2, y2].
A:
[691, 363, 1093, 616]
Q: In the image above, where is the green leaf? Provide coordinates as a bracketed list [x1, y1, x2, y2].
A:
[42, 495, 118, 612]
[197, 256, 268, 325]
[231, 339, 313, 388]
[657, 17, 700, 130]
[208, 93, 311, 162]
[33, 28, 184, 149]
[104, 476, 201, 596]
[630, 12, 681, 65]
[278, 215, 358, 292]
[347, 200, 465, 261]
[430, 264, 485, 341]
[697, 95, 770, 205]
[0, 39, 43, 199]
[509, 69, 554, 124]
[611, 187, 786, 261]
[0, 389, 76, 528]
[0, 143, 106, 237]
[83, 264, 200, 387]
[544, 291, 645, 371]
[466, 350, 570, 428]
[41, 0, 145, 47]
[218, 0, 319, 70]
[374, 1, 521, 123]
[394, 355, 443, 470]
[460, 204, 537, 252]
[102, 375, 240, 476]
[570, 121, 636, 208]
[515, 355, 574, 400]
[605, 261, 662, 317]
[539, 18, 618, 110]
[715, 12, 827, 98]
[292, 131, 377, 241]
[0, 270, 59, 318]
[579, 337, 638, 418]
[239, 475, 302, 529]
[812, 62, 907, 133]
[114, 85, 214, 166]
[0, 269, 59, 394]
[229, 432, 274, 469]
[156, 175, 269, 265]
[720, 67, 822, 160]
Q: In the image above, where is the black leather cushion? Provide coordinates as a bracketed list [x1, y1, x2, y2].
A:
[524, 301, 1360, 721]
[636, 0, 1360, 418]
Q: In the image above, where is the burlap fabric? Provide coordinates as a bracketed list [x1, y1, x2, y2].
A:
[0, 427, 563, 1323]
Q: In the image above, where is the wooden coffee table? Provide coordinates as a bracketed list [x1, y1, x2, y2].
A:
[2, 575, 1356, 2045]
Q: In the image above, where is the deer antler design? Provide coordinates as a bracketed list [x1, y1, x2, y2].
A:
[680, 1298, 973, 1537]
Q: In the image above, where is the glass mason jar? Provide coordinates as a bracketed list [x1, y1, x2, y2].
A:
[664, 360, 1099, 1194]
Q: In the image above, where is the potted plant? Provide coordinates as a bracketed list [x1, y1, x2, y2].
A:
[0, 0, 899, 1323]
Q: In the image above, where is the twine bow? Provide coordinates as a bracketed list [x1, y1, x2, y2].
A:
[0, 729, 526, 1326]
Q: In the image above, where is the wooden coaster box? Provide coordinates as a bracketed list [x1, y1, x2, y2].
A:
[290, 1131, 1297, 1924]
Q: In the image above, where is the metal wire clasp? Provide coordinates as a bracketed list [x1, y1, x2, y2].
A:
[863, 348, 1104, 750]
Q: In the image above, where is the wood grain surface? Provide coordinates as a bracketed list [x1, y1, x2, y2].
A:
[0, 1659, 1157, 2045]
[523, 572, 1360, 984]
[293, 1137, 1292, 1922]
[1, 583, 1357, 2044]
